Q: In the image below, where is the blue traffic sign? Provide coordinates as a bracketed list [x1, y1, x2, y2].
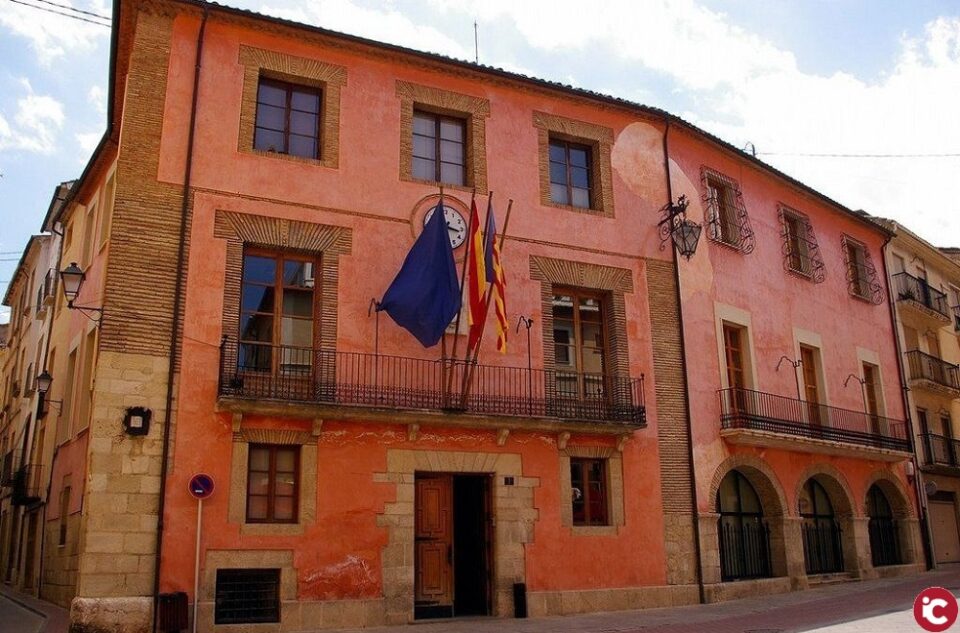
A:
[188, 473, 215, 499]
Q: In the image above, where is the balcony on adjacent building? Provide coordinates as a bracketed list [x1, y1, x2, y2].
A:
[905, 350, 960, 398]
[719, 387, 911, 460]
[893, 272, 952, 327]
[10, 464, 43, 506]
[217, 340, 646, 433]
[922, 433, 960, 470]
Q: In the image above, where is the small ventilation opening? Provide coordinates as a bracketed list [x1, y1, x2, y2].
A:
[215, 568, 281, 624]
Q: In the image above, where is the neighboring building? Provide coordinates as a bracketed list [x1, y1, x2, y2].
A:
[0, 0, 929, 631]
[668, 137, 923, 599]
[0, 225, 61, 595]
[881, 221, 960, 566]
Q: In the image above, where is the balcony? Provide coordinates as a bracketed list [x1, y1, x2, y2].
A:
[922, 433, 960, 471]
[11, 464, 42, 506]
[719, 388, 911, 460]
[893, 272, 952, 327]
[905, 350, 960, 398]
[217, 340, 646, 434]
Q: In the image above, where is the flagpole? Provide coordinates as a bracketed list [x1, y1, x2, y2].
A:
[460, 198, 513, 406]
[446, 189, 480, 403]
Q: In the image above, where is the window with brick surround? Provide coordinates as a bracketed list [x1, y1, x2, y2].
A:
[254, 78, 322, 160]
[549, 138, 592, 209]
[552, 290, 607, 400]
[570, 457, 608, 526]
[246, 444, 299, 523]
[411, 110, 467, 186]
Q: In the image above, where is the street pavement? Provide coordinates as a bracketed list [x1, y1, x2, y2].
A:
[0, 592, 44, 633]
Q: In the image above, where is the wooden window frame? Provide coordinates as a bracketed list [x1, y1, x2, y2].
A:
[570, 457, 609, 526]
[254, 77, 323, 160]
[548, 138, 593, 210]
[551, 288, 610, 400]
[784, 212, 809, 275]
[239, 248, 321, 375]
[722, 323, 747, 390]
[246, 444, 300, 524]
[411, 109, 468, 186]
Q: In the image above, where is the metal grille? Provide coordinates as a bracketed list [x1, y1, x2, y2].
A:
[905, 350, 960, 390]
[778, 206, 826, 283]
[718, 519, 772, 581]
[700, 167, 755, 254]
[840, 235, 883, 305]
[893, 271, 951, 317]
[219, 340, 646, 427]
[215, 568, 280, 625]
[923, 433, 960, 467]
[802, 520, 844, 574]
[868, 518, 901, 567]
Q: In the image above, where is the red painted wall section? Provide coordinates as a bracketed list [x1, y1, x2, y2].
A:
[667, 127, 915, 515]
[156, 14, 679, 601]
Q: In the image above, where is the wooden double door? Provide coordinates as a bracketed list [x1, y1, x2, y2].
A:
[414, 473, 492, 619]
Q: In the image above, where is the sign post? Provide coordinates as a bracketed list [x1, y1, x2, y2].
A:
[188, 474, 215, 633]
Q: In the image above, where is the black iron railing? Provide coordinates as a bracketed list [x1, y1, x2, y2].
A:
[953, 305, 960, 331]
[922, 433, 960, 468]
[11, 464, 42, 506]
[802, 519, 844, 575]
[218, 340, 646, 426]
[719, 388, 910, 452]
[906, 350, 960, 391]
[718, 518, 772, 582]
[893, 272, 950, 317]
[868, 517, 901, 567]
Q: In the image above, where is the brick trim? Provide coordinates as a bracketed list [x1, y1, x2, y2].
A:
[529, 256, 632, 379]
[862, 469, 914, 519]
[238, 45, 347, 169]
[706, 454, 788, 518]
[213, 210, 352, 353]
[533, 111, 615, 217]
[395, 80, 490, 192]
[794, 463, 856, 518]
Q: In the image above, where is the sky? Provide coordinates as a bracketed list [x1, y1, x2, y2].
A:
[2, 0, 960, 323]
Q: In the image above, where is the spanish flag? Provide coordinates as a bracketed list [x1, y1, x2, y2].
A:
[484, 205, 507, 353]
[466, 198, 488, 351]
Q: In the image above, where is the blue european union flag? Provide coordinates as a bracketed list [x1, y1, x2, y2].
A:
[379, 201, 460, 347]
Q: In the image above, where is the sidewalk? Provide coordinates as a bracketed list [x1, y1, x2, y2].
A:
[0, 584, 69, 633]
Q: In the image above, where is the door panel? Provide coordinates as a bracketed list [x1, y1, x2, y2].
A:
[415, 475, 453, 607]
[930, 500, 960, 564]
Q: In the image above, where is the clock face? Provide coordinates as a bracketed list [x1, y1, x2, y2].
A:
[423, 205, 468, 249]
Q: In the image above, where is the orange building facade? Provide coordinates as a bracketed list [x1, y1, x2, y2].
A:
[0, 0, 927, 631]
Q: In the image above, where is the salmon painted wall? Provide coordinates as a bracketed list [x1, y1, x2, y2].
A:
[666, 127, 915, 515]
[151, 13, 686, 599]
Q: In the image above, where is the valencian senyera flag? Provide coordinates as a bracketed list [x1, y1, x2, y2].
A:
[484, 204, 507, 353]
[378, 199, 460, 347]
[466, 198, 488, 351]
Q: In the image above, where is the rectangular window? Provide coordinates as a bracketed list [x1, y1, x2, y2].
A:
[60, 350, 77, 443]
[784, 212, 810, 274]
[411, 110, 466, 186]
[246, 445, 299, 523]
[215, 568, 281, 624]
[862, 362, 881, 433]
[549, 138, 592, 209]
[551, 290, 607, 399]
[81, 202, 96, 267]
[99, 172, 116, 248]
[707, 178, 740, 246]
[58, 476, 71, 546]
[76, 329, 98, 432]
[722, 323, 747, 390]
[239, 250, 318, 373]
[254, 78, 322, 160]
[800, 345, 823, 426]
[570, 458, 608, 526]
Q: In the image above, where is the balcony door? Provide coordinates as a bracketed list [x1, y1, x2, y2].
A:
[722, 323, 750, 413]
[552, 290, 608, 402]
[800, 345, 822, 426]
[239, 250, 319, 380]
[862, 363, 881, 434]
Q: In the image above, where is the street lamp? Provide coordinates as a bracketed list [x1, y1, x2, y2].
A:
[658, 195, 702, 261]
[59, 262, 102, 321]
[34, 369, 61, 417]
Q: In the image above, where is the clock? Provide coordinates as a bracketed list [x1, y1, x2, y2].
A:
[423, 205, 468, 249]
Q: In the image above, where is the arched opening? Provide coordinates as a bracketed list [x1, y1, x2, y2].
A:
[867, 484, 902, 566]
[717, 470, 772, 581]
[799, 478, 844, 574]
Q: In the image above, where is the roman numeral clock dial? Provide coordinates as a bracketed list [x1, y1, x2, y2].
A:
[423, 205, 467, 249]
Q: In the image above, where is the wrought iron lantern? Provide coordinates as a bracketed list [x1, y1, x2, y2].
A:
[658, 195, 702, 260]
[59, 262, 86, 303]
[35, 370, 53, 394]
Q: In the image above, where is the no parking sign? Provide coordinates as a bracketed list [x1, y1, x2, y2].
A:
[188, 473, 215, 500]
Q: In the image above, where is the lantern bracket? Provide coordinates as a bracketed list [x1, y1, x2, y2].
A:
[658, 195, 703, 260]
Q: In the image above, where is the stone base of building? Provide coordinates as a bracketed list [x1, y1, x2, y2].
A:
[860, 562, 925, 580]
[703, 577, 793, 603]
[527, 585, 700, 616]
[70, 596, 152, 633]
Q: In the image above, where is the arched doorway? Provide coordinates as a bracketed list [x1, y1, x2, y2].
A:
[867, 484, 902, 567]
[717, 470, 772, 581]
[799, 478, 844, 574]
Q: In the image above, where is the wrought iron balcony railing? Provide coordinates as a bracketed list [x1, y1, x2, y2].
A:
[893, 272, 951, 317]
[719, 387, 910, 452]
[922, 433, 960, 469]
[218, 340, 646, 427]
[905, 350, 960, 391]
[11, 464, 42, 506]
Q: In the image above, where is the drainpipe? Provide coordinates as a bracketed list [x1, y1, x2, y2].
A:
[661, 117, 705, 604]
[152, 8, 208, 633]
[881, 232, 934, 570]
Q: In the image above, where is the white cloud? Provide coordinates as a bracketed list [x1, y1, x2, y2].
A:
[76, 131, 100, 154]
[0, 80, 65, 155]
[0, 0, 109, 65]
[88, 85, 106, 115]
